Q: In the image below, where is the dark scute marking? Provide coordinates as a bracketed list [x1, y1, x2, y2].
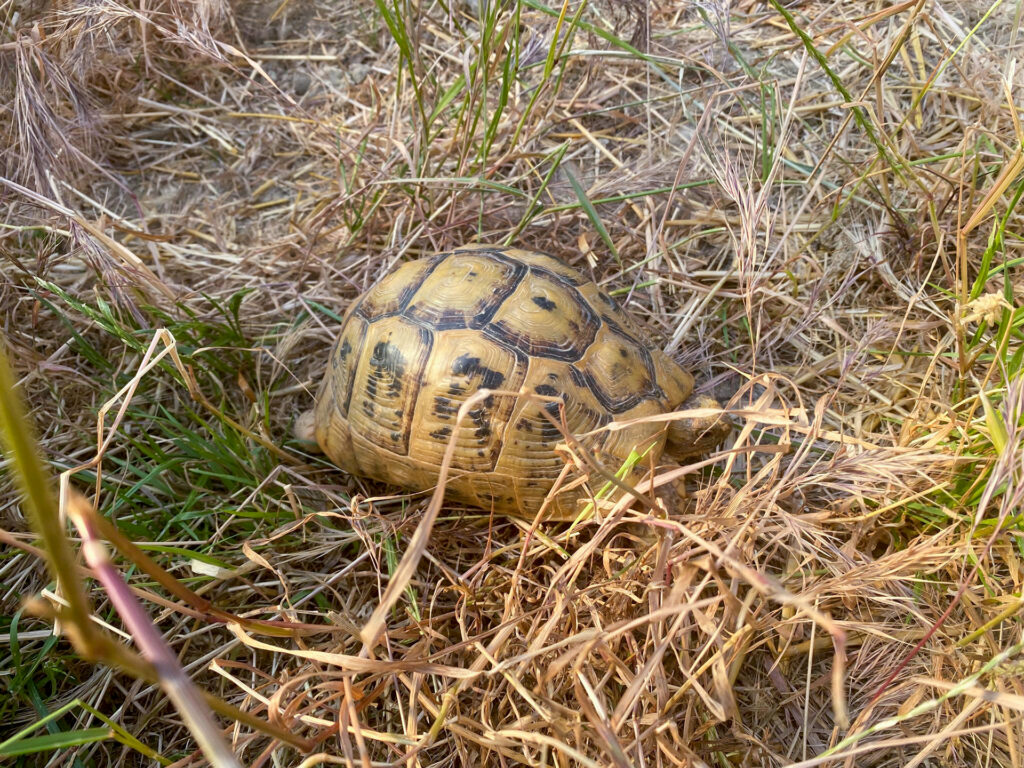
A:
[361, 399, 375, 418]
[517, 418, 533, 432]
[516, 250, 586, 286]
[430, 426, 452, 440]
[485, 323, 590, 363]
[427, 310, 469, 331]
[601, 314, 646, 348]
[337, 339, 352, 362]
[467, 406, 490, 439]
[394, 281, 421, 314]
[433, 396, 457, 419]
[539, 401, 563, 441]
[370, 341, 404, 371]
[334, 321, 368, 418]
[477, 449, 485, 457]
[390, 432, 402, 443]
[532, 295, 557, 311]
[452, 246, 509, 256]
[451, 355, 476, 376]
[579, 368, 640, 413]
[471, 259, 529, 328]
[366, 341, 406, 400]
[534, 384, 559, 397]
[568, 366, 588, 388]
[619, 347, 628, 357]
[451, 354, 506, 389]
[353, 296, 369, 319]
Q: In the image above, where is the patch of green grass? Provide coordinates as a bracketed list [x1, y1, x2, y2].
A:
[33, 284, 299, 546]
[0, 696, 171, 765]
[1, 282, 331, 763]
[0, 694, 170, 765]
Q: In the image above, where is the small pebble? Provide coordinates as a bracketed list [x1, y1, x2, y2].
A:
[348, 62, 371, 85]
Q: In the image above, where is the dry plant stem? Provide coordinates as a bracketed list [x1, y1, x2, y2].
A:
[26, 599, 311, 751]
[0, 177, 174, 300]
[360, 387, 504, 649]
[865, 494, 1014, 711]
[63, 489, 243, 768]
[89, 512, 321, 638]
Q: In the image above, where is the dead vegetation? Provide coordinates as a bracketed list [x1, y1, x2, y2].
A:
[1, 0, 1024, 765]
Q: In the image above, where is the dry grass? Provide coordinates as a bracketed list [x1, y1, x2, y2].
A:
[2, 0, 1024, 765]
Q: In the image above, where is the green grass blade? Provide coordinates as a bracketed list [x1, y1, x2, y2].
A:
[978, 389, 1009, 456]
[504, 141, 569, 243]
[0, 342, 93, 631]
[766, 0, 908, 182]
[0, 728, 114, 757]
[563, 165, 619, 264]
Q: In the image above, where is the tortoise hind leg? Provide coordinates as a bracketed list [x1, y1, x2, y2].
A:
[293, 410, 323, 452]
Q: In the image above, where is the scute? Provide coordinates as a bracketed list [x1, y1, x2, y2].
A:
[345, 316, 432, 456]
[486, 269, 599, 361]
[409, 330, 528, 472]
[458, 244, 589, 285]
[357, 257, 441, 319]
[404, 252, 525, 329]
[574, 323, 661, 413]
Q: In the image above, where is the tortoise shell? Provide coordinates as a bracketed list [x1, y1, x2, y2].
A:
[306, 244, 720, 519]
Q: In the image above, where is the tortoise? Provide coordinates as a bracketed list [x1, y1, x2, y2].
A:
[296, 244, 728, 519]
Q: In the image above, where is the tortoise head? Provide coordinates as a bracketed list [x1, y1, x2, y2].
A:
[666, 392, 731, 458]
[659, 359, 731, 459]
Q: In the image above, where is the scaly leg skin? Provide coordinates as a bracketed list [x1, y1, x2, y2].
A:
[293, 410, 322, 452]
